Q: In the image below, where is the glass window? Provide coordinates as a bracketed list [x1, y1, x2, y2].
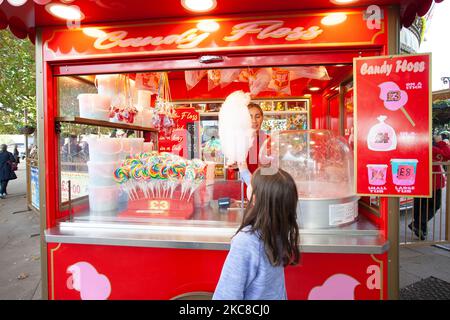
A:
[54, 66, 321, 230]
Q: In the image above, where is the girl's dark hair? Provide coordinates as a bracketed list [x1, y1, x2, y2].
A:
[236, 168, 300, 267]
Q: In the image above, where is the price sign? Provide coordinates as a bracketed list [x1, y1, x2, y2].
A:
[354, 54, 431, 197]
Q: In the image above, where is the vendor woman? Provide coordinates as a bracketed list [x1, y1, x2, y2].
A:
[246, 103, 270, 174]
[237, 103, 271, 199]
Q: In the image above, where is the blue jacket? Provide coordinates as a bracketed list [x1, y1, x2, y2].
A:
[0, 151, 17, 181]
[213, 226, 287, 300]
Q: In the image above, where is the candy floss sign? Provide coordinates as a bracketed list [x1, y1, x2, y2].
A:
[354, 54, 431, 197]
[43, 10, 386, 60]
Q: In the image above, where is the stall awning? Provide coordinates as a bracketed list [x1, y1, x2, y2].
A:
[0, 0, 445, 44]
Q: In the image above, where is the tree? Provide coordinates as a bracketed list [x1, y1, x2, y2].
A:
[0, 29, 36, 134]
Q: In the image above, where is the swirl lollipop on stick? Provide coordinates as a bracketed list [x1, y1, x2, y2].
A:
[159, 164, 170, 198]
[180, 164, 195, 200]
[114, 166, 136, 200]
[186, 167, 206, 202]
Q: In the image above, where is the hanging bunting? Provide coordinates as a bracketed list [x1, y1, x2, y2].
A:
[220, 68, 241, 88]
[135, 72, 161, 94]
[238, 68, 255, 82]
[185, 70, 207, 91]
[290, 66, 331, 81]
[249, 68, 271, 96]
[207, 69, 222, 91]
[268, 67, 291, 95]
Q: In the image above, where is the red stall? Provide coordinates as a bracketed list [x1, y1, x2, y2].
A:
[0, 0, 439, 300]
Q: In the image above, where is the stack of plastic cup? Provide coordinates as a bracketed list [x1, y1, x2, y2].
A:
[86, 136, 123, 212]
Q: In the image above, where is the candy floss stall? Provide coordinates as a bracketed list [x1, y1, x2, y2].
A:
[0, 0, 438, 300]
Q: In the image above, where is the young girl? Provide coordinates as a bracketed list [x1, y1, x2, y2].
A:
[212, 168, 300, 300]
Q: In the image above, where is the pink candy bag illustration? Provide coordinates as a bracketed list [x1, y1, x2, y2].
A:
[378, 81, 415, 126]
[67, 261, 111, 300]
[367, 115, 397, 151]
[308, 274, 360, 300]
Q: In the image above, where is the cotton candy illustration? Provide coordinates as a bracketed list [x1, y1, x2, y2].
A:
[308, 274, 360, 300]
[67, 261, 111, 300]
[378, 81, 415, 126]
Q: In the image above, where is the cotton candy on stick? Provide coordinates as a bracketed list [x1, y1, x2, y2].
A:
[378, 81, 415, 127]
[219, 90, 254, 165]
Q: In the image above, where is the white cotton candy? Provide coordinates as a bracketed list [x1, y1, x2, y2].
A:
[219, 90, 254, 165]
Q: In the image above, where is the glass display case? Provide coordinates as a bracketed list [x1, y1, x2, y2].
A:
[260, 129, 359, 229]
[55, 73, 245, 230]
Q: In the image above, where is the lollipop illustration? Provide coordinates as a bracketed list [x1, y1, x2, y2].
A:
[378, 81, 414, 127]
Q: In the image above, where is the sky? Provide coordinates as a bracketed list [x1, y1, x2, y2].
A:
[419, 0, 450, 91]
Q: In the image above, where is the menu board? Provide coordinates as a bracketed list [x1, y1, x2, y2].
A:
[354, 54, 431, 197]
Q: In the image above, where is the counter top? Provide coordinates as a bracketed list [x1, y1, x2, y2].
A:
[45, 214, 389, 254]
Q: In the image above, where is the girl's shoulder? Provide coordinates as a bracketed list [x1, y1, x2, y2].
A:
[233, 226, 262, 247]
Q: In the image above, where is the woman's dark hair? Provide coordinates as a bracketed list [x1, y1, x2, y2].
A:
[247, 103, 264, 116]
[236, 168, 300, 267]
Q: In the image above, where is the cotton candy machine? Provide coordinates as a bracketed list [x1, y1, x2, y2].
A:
[259, 130, 359, 229]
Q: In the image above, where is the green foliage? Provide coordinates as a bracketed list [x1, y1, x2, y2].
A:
[0, 30, 36, 134]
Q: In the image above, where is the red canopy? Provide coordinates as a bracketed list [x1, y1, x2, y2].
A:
[0, 0, 445, 44]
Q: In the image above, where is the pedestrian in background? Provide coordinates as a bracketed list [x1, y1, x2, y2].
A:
[13, 145, 20, 164]
[409, 134, 450, 240]
[0, 144, 17, 198]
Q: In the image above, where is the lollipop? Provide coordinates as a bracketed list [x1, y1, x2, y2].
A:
[130, 164, 144, 199]
[113, 167, 129, 184]
[186, 167, 206, 202]
[181, 165, 196, 200]
[114, 166, 137, 200]
[167, 165, 180, 198]
[378, 81, 414, 126]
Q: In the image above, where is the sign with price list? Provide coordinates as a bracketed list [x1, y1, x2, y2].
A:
[158, 108, 199, 158]
[354, 54, 431, 197]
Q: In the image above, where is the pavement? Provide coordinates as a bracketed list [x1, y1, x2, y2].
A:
[0, 165, 450, 300]
[0, 165, 41, 300]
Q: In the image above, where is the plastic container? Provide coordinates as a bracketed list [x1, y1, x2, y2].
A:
[367, 164, 388, 185]
[86, 136, 122, 162]
[87, 161, 120, 186]
[117, 188, 129, 211]
[391, 159, 418, 186]
[143, 142, 154, 152]
[77, 94, 111, 121]
[137, 90, 152, 110]
[88, 185, 119, 212]
[95, 74, 119, 97]
[121, 138, 144, 158]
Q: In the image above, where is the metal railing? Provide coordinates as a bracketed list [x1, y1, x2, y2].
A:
[400, 161, 450, 246]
